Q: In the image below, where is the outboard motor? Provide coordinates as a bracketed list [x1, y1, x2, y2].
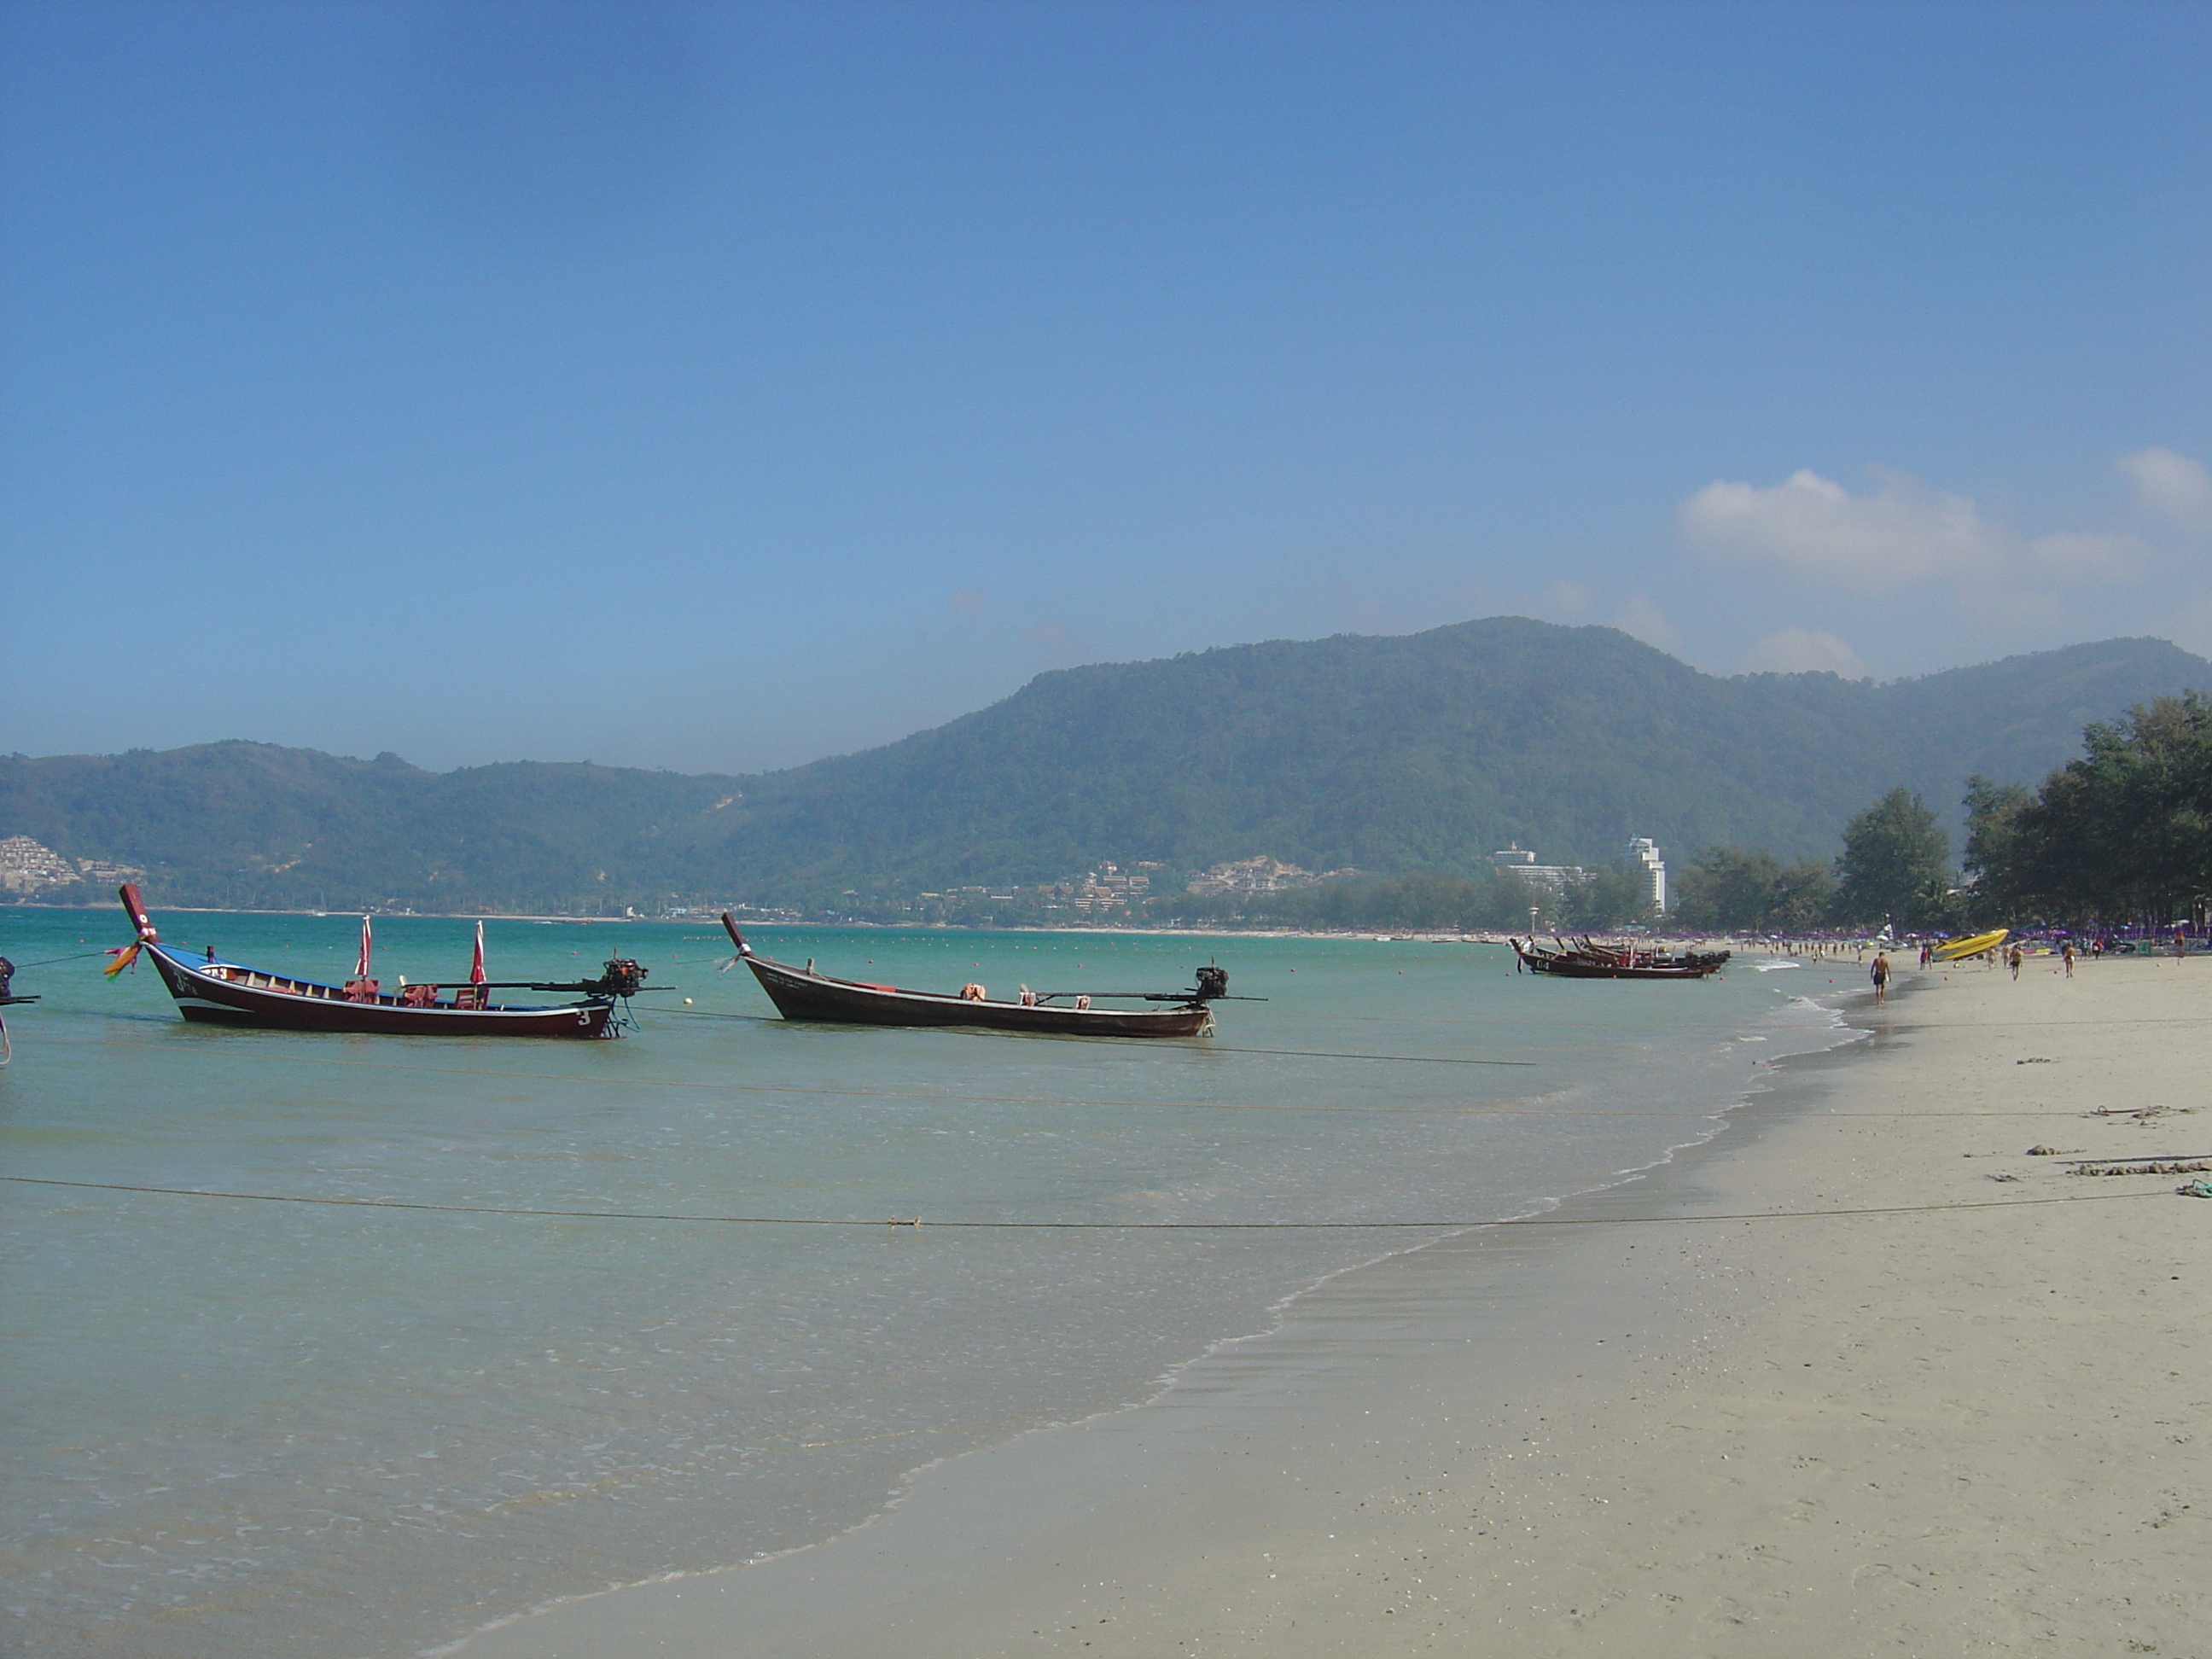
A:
[596, 958, 649, 999]
[1192, 964, 1230, 1002]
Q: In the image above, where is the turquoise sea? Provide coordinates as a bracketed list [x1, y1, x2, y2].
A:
[0, 908, 1853, 1657]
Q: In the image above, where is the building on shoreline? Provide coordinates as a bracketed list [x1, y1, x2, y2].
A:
[1629, 836, 1668, 912]
[1488, 843, 1584, 896]
[1185, 857, 1357, 899]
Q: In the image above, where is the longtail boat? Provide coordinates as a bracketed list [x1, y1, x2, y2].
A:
[720, 913, 1246, 1037]
[109, 885, 646, 1038]
[1511, 936, 1729, 980]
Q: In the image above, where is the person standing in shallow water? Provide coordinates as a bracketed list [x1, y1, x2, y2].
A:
[1870, 951, 1890, 1004]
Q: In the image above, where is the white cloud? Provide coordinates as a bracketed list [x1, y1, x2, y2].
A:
[1611, 593, 1680, 650]
[1679, 462, 2164, 638]
[1739, 627, 1866, 677]
[2117, 447, 2212, 531]
[1679, 468, 2004, 593]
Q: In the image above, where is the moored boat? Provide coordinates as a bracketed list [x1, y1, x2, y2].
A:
[109, 885, 644, 1037]
[721, 913, 1239, 1037]
[1512, 936, 1728, 980]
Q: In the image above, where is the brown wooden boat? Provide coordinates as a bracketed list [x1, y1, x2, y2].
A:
[720, 913, 1237, 1037]
[1511, 936, 1728, 980]
[113, 885, 638, 1037]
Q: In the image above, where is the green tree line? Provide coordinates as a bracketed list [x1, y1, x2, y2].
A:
[1962, 692, 2212, 927]
[1674, 693, 2212, 934]
[1668, 786, 1952, 933]
[1152, 859, 1660, 932]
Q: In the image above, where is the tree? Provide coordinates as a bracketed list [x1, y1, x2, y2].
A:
[1673, 848, 1784, 932]
[1832, 788, 1950, 927]
[1671, 847, 1837, 934]
[1561, 859, 1657, 929]
[1978, 694, 2212, 923]
[1961, 774, 2033, 918]
[1767, 859, 1837, 933]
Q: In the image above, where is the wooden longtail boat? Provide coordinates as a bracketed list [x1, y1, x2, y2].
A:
[111, 885, 641, 1038]
[720, 913, 1239, 1038]
[1511, 936, 1729, 980]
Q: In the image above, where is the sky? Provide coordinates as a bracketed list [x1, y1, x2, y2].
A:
[3, 0, 2209, 776]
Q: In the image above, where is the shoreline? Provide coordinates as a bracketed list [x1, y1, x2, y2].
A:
[458, 957, 2209, 1657]
[3, 900, 1754, 950]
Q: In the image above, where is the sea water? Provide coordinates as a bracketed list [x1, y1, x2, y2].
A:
[0, 910, 1854, 1657]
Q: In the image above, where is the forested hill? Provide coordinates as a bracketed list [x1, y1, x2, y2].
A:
[4, 620, 2206, 913]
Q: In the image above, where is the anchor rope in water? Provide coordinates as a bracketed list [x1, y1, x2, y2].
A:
[0, 1174, 2169, 1229]
[3, 948, 125, 969]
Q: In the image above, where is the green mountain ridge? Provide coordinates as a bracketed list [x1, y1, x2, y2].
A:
[5, 619, 2206, 914]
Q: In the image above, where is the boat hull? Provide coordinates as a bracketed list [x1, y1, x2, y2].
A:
[1512, 942, 1724, 980]
[1522, 958, 1717, 980]
[1931, 928, 2008, 963]
[144, 945, 615, 1038]
[742, 955, 1212, 1038]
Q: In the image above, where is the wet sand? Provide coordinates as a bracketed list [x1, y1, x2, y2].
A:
[458, 955, 2209, 1657]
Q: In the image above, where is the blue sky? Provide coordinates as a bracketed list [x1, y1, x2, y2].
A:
[4, 1, 2208, 774]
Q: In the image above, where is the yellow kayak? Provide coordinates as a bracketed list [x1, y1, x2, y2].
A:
[1931, 928, 2009, 963]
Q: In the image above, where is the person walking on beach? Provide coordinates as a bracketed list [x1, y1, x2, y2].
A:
[2009, 944, 2024, 981]
[2063, 940, 2075, 977]
[1871, 951, 1890, 1004]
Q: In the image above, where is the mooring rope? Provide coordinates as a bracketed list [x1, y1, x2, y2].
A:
[3, 948, 130, 969]
[663, 1013, 1543, 1067]
[0, 1173, 2167, 1229]
[14, 1033, 2123, 1116]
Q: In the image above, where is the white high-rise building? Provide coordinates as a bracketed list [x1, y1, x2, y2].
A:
[1628, 837, 1667, 913]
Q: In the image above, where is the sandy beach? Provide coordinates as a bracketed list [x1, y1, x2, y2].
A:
[459, 953, 2209, 1658]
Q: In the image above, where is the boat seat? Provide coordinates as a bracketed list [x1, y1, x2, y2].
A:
[344, 978, 380, 1003]
[401, 984, 437, 1007]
